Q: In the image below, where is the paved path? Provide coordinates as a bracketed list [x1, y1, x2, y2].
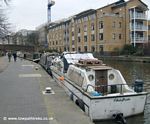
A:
[0, 57, 9, 73]
[0, 57, 93, 124]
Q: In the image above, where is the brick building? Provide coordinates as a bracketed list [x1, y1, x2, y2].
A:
[47, 0, 149, 55]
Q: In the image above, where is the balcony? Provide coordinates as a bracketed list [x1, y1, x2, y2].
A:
[131, 25, 148, 31]
[131, 37, 148, 43]
[130, 13, 146, 20]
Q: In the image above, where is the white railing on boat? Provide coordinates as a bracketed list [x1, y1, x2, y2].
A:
[85, 84, 143, 96]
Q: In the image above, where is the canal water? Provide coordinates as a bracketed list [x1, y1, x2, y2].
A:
[95, 60, 150, 124]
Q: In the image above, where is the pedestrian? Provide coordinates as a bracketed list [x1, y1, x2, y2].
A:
[13, 51, 17, 62]
[7, 51, 12, 62]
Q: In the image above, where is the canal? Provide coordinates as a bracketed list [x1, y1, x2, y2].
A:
[95, 60, 150, 124]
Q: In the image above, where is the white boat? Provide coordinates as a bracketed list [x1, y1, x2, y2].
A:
[50, 52, 147, 122]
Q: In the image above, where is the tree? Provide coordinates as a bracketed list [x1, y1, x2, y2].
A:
[26, 32, 39, 51]
[0, 11, 9, 37]
[26, 32, 39, 46]
[0, 0, 10, 39]
[2, 0, 10, 5]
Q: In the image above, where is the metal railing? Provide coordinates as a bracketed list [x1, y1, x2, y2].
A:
[86, 84, 131, 96]
[131, 25, 148, 31]
[131, 37, 147, 43]
[131, 13, 146, 19]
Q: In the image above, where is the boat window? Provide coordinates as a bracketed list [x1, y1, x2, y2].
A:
[68, 69, 84, 87]
[88, 75, 94, 81]
[109, 74, 115, 80]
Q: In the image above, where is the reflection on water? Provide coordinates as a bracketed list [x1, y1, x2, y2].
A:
[95, 61, 150, 124]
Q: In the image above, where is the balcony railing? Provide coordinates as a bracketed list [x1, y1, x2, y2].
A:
[131, 37, 148, 43]
[131, 13, 146, 20]
[131, 25, 148, 31]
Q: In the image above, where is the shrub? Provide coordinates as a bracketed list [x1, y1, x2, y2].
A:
[121, 44, 138, 55]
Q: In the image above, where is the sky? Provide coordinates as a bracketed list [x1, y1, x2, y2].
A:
[4, 0, 150, 31]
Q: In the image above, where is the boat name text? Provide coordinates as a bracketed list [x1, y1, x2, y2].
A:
[114, 98, 131, 102]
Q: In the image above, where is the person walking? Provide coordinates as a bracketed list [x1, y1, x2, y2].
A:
[7, 51, 12, 62]
[13, 51, 17, 62]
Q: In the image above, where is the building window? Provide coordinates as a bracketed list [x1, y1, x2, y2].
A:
[119, 34, 122, 39]
[78, 47, 81, 52]
[99, 33, 103, 40]
[64, 47, 67, 51]
[84, 35, 87, 42]
[78, 28, 80, 33]
[119, 22, 122, 28]
[56, 41, 58, 45]
[90, 14, 95, 20]
[148, 35, 150, 40]
[99, 45, 104, 54]
[115, 12, 119, 16]
[72, 40, 75, 45]
[112, 21, 116, 28]
[84, 25, 87, 32]
[72, 32, 74, 36]
[99, 21, 103, 29]
[78, 37, 81, 42]
[91, 46, 95, 52]
[72, 48, 75, 51]
[91, 34, 95, 41]
[84, 17, 88, 22]
[91, 23, 94, 31]
[84, 46, 87, 52]
[148, 25, 150, 30]
[113, 33, 116, 40]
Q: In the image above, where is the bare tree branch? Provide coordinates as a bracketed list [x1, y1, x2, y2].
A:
[0, 0, 11, 38]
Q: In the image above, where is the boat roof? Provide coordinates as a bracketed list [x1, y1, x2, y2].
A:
[88, 65, 112, 70]
[43, 52, 59, 57]
[64, 53, 97, 64]
[73, 57, 112, 70]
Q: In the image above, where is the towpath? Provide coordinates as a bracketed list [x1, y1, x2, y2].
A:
[0, 57, 93, 124]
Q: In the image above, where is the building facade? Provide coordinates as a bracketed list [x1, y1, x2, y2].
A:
[47, 0, 149, 55]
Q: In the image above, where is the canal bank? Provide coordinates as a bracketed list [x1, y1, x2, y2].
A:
[0, 57, 93, 124]
[97, 56, 150, 63]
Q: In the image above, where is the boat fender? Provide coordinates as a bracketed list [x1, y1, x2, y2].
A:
[75, 99, 85, 112]
[59, 76, 64, 81]
[112, 113, 126, 124]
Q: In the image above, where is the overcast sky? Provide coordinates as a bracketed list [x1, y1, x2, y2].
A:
[6, 0, 150, 31]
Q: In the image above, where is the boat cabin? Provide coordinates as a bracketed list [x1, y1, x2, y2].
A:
[67, 59, 132, 96]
